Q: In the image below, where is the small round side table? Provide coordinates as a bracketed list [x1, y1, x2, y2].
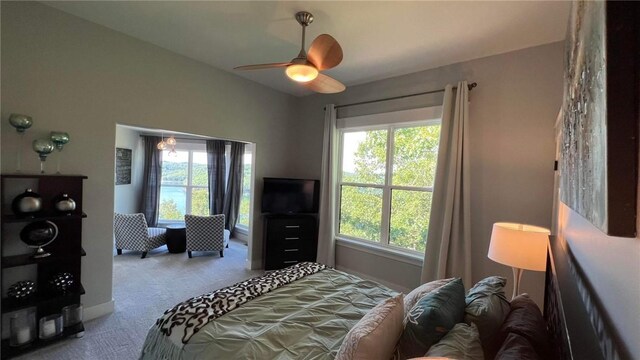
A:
[165, 224, 186, 253]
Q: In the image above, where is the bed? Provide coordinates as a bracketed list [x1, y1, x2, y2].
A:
[140, 235, 625, 360]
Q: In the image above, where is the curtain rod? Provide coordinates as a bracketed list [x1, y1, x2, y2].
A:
[139, 135, 212, 141]
[334, 82, 477, 110]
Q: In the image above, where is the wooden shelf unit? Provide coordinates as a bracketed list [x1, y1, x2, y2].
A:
[0, 174, 87, 359]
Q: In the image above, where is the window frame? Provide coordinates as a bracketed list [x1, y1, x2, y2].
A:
[235, 144, 254, 232]
[158, 141, 209, 224]
[335, 118, 441, 255]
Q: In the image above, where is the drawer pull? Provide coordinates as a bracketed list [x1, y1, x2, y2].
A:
[285, 237, 299, 240]
[284, 260, 298, 264]
[284, 248, 299, 252]
[285, 225, 300, 229]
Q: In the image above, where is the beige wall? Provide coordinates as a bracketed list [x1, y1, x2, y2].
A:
[114, 126, 143, 214]
[295, 42, 565, 304]
[557, 159, 640, 357]
[1, 1, 573, 321]
[1, 2, 300, 310]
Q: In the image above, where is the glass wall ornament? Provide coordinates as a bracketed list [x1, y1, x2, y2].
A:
[32, 139, 55, 174]
[8, 114, 33, 172]
[50, 131, 70, 174]
[8, 114, 33, 133]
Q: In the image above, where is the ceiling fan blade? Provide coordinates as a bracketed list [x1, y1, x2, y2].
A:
[234, 62, 292, 71]
[304, 73, 346, 94]
[307, 34, 343, 71]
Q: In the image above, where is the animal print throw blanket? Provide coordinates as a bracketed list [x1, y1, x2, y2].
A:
[141, 262, 326, 359]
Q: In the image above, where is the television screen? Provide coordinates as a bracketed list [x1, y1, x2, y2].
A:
[262, 178, 319, 214]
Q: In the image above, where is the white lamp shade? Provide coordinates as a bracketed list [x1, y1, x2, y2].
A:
[488, 223, 550, 271]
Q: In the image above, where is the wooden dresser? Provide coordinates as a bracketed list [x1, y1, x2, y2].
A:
[263, 214, 318, 270]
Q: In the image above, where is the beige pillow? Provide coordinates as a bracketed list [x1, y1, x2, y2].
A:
[404, 278, 454, 317]
[336, 294, 404, 360]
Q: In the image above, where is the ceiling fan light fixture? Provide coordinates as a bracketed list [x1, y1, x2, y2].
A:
[285, 64, 318, 82]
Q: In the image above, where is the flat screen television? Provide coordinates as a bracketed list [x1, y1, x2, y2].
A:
[261, 178, 320, 214]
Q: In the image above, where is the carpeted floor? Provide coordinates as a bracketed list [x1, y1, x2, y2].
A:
[16, 239, 260, 360]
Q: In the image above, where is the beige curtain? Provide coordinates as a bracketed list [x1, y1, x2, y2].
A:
[316, 104, 338, 267]
[421, 81, 472, 287]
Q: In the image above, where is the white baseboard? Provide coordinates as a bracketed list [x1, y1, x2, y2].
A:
[335, 266, 412, 294]
[83, 299, 115, 321]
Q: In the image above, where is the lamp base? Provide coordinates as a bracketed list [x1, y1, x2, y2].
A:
[512, 267, 523, 299]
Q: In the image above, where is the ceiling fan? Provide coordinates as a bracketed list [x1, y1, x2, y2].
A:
[234, 11, 346, 94]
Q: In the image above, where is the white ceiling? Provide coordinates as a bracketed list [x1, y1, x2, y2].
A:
[44, 1, 570, 96]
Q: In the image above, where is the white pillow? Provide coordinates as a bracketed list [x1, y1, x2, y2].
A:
[336, 294, 404, 360]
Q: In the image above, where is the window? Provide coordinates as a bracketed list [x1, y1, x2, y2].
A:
[158, 142, 209, 222]
[337, 112, 441, 253]
[236, 144, 253, 230]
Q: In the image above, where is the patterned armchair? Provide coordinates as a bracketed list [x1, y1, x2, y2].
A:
[114, 213, 167, 259]
[184, 214, 230, 258]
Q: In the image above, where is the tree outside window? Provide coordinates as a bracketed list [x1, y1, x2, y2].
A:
[338, 123, 440, 253]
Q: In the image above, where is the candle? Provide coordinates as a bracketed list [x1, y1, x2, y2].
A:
[41, 320, 56, 338]
[16, 327, 31, 344]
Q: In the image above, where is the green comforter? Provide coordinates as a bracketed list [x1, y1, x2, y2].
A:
[142, 268, 397, 360]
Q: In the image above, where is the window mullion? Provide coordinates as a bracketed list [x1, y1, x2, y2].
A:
[186, 150, 193, 214]
[335, 131, 345, 237]
[380, 127, 394, 245]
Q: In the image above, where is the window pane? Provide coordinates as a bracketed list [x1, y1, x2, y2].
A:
[237, 158, 252, 228]
[191, 188, 209, 216]
[161, 150, 188, 185]
[342, 130, 387, 185]
[339, 185, 383, 241]
[389, 189, 432, 252]
[192, 152, 208, 186]
[392, 125, 440, 187]
[158, 186, 186, 221]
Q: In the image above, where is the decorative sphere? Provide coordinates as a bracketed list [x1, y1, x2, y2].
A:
[49, 272, 74, 293]
[8, 281, 36, 299]
[12, 189, 43, 216]
[20, 220, 59, 248]
[8, 114, 33, 133]
[54, 194, 76, 213]
[50, 131, 70, 150]
[32, 139, 55, 161]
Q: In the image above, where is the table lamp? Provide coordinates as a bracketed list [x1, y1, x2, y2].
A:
[487, 222, 550, 299]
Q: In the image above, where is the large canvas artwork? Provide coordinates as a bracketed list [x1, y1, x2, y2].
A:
[560, 1, 638, 237]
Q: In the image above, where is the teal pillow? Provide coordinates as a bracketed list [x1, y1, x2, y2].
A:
[425, 323, 484, 360]
[398, 278, 466, 358]
[465, 276, 510, 351]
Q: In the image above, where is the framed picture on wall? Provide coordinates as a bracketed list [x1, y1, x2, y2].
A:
[560, 1, 638, 237]
[115, 148, 132, 185]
